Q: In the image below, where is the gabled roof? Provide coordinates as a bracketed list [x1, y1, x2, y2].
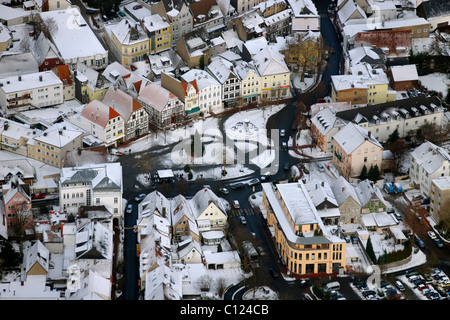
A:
[330, 176, 361, 206]
[355, 179, 386, 208]
[102, 86, 145, 121]
[252, 45, 289, 76]
[410, 141, 450, 174]
[25, 240, 49, 274]
[138, 82, 179, 112]
[333, 122, 382, 155]
[190, 187, 226, 219]
[81, 100, 121, 128]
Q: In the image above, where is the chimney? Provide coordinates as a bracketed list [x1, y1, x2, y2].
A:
[321, 181, 324, 187]
[18, 76, 22, 81]
[39, 75, 43, 81]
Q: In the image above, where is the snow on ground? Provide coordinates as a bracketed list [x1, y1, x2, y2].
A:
[419, 72, 449, 97]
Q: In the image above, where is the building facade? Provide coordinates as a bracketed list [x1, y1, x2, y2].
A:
[262, 182, 346, 276]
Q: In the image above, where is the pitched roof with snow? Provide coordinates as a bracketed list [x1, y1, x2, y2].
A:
[410, 141, 450, 174]
[252, 45, 289, 76]
[189, 187, 226, 219]
[330, 176, 361, 206]
[102, 86, 145, 121]
[390, 64, 419, 82]
[81, 100, 121, 128]
[138, 82, 180, 112]
[333, 122, 382, 155]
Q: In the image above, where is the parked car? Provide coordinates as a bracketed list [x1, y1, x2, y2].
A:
[231, 182, 246, 190]
[426, 292, 440, 300]
[133, 4, 142, 9]
[32, 192, 46, 199]
[414, 235, 425, 248]
[126, 203, 133, 214]
[118, 11, 126, 17]
[280, 129, 286, 137]
[427, 230, 437, 239]
[233, 200, 240, 208]
[247, 178, 260, 187]
[260, 172, 271, 181]
[395, 280, 405, 292]
[238, 215, 246, 224]
[283, 162, 291, 171]
[135, 193, 146, 202]
[434, 238, 444, 248]
[281, 142, 288, 150]
[269, 268, 279, 278]
[218, 187, 229, 195]
[317, 163, 325, 172]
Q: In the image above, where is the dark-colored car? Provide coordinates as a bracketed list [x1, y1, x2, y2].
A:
[283, 162, 290, 171]
[133, 4, 142, 9]
[269, 268, 279, 278]
[230, 182, 246, 190]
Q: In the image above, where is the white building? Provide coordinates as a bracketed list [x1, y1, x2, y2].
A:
[40, 8, 108, 70]
[181, 69, 222, 114]
[0, 71, 63, 116]
[206, 57, 241, 107]
[410, 141, 450, 197]
[71, 99, 125, 147]
[59, 163, 123, 224]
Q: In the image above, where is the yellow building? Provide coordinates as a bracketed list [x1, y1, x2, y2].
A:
[262, 182, 346, 276]
[0, 23, 12, 52]
[141, 14, 172, 54]
[284, 31, 321, 74]
[253, 46, 290, 101]
[105, 19, 149, 66]
[234, 60, 261, 104]
[75, 62, 110, 103]
[331, 67, 392, 106]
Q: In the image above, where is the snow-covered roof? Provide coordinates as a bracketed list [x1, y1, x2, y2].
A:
[142, 14, 171, 33]
[333, 122, 382, 155]
[75, 220, 113, 260]
[262, 182, 341, 245]
[311, 107, 347, 135]
[60, 163, 122, 192]
[107, 19, 148, 46]
[410, 141, 450, 174]
[138, 82, 180, 112]
[432, 176, 450, 190]
[189, 187, 226, 219]
[102, 86, 145, 122]
[31, 122, 83, 149]
[252, 45, 289, 76]
[0, 70, 62, 93]
[305, 180, 338, 208]
[25, 240, 49, 273]
[390, 64, 419, 82]
[81, 100, 121, 129]
[286, 0, 318, 17]
[181, 69, 220, 90]
[40, 8, 107, 61]
[330, 176, 361, 207]
[355, 179, 386, 208]
[206, 57, 236, 84]
[337, 0, 366, 24]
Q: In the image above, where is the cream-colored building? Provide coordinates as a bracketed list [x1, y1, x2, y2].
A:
[430, 176, 450, 224]
[330, 176, 362, 225]
[332, 122, 383, 181]
[410, 141, 450, 197]
[262, 182, 346, 276]
[234, 60, 261, 104]
[105, 19, 149, 66]
[27, 123, 84, 168]
[191, 187, 228, 234]
[253, 45, 290, 101]
[0, 23, 12, 52]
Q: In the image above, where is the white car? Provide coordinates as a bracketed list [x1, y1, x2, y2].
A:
[280, 129, 286, 137]
[126, 203, 133, 214]
[233, 200, 240, 208]
[427, 231, 437, 239]
[247, 178, 260, 186]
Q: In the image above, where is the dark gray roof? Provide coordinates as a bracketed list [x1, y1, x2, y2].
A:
[66, 169, 98, 183]
[421, 0, 450, 19]
[93, 176, 120, 190]
[335, 95, 443, 125]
